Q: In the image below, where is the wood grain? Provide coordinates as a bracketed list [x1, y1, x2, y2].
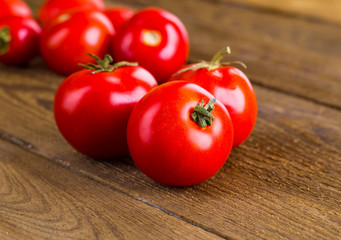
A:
[0, 138, 222, 240]
[0, 60, 340, 239]
[229, 0, 341, 24]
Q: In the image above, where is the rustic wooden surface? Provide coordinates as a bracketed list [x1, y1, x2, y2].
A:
[1, 0, 340, 239]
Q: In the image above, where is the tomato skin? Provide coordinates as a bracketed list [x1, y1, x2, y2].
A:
[169, 66, 257, 147]
[104, 7, 134, 34]
[40, 10, 114, 76]
[127, 81, 233, 186]
[113, 7, 189, 84]
[54, 65, 157, 159]
[37, 0, 105, 26]
[0, 0, 32, 19]
[0, 16, 41, 65]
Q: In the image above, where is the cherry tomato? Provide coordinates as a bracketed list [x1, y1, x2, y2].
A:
[0, 0, 32, 19]
[37, 0, 105, 26]
[113, 7, 189, 84]
[40, 10, 114, 76]
[54, 54, 158, 159]
[104, 7, 134, 34]
[0, 16, 41, 65]
[169, 47, 257, 147]
[127, 81, 233, 186]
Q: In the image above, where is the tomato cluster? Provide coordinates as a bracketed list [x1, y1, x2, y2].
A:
[0, 0, 257, 186]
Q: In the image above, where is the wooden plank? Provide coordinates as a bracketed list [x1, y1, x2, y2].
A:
[228, 0, 341, 24]
[0, 138, 222, 240]
[1, 60, 340, 238]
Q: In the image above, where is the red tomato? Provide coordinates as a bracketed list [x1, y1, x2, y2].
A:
[169, 47, 257, 147]
[37, 0, 105, 26]
[113, 7, 189, 84]
[0, 16, 41, 65]
[104, 7, 134, 34]
[54, 54, 158, 159]
[0, 0, 32, 19]
[40, 10, 114, 76]
[127, 81, 233, 186]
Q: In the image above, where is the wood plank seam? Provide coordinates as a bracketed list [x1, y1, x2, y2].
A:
[250, 80, 341, 112]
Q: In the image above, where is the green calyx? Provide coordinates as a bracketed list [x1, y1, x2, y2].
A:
[79, 53, 138, 74]
[191, 98, 216, 128]
[0, 26, 11, 55]
[173, 46, 246, 76]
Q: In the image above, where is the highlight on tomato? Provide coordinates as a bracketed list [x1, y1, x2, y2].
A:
[113, 7, 189, 84]
[54, 53, 157, 159]
[0, 0, 32, 19]
[169, 47, 257, 147]
[127, 81, 233, 186]
[40, 10, 114, 76]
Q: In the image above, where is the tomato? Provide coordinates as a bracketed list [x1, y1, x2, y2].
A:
[54, 54, 158, 159]
[104, 7, 134, 34]
[40, 10, 114, 76]
[0, 0, 32, 19]
[169, 47, 257, 147]
[37, 0, 105, 26]
[0, 16, 41, 65]
[113, 7, 189, 84]
[127, 81, 233, 186]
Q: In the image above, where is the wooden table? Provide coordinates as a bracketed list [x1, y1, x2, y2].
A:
[1, 0, 340, 239]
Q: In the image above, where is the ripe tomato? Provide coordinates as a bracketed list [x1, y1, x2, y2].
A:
[0, 0, 32, 19]
[104, 7, 134, 34]
[113, 7, 189, 84]
[37, 0, 105, 26]
[169, 47, 257, 148]
[40, 10, 114, 76]
[0, 16, 41, 65]
[127, 81, 233, 186]
[54, 54, 158, 159]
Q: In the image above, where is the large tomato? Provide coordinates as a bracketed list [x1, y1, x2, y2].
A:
[127, 81, 233, 186]
[54, 54, 157, 159]
[113, 7, 189, 84]
[37, 0, 105, 26]
[169, 47, 257, 147]
[0, 0, 32, 19]
[0, 16, 41, 65]
[40, 10, 114, 76]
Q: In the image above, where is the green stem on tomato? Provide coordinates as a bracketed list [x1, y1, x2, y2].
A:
[79, 53, 138, 74]
[0, 26, 11, 55]
[209, 46, 231, 68]
[172, 46, 246, 77]
[191, 98, 216, 127]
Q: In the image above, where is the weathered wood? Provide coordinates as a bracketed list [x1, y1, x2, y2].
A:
[0, 60, 340, 239]
[0, 138, 222, 240]
[230, 0, 341, 24]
